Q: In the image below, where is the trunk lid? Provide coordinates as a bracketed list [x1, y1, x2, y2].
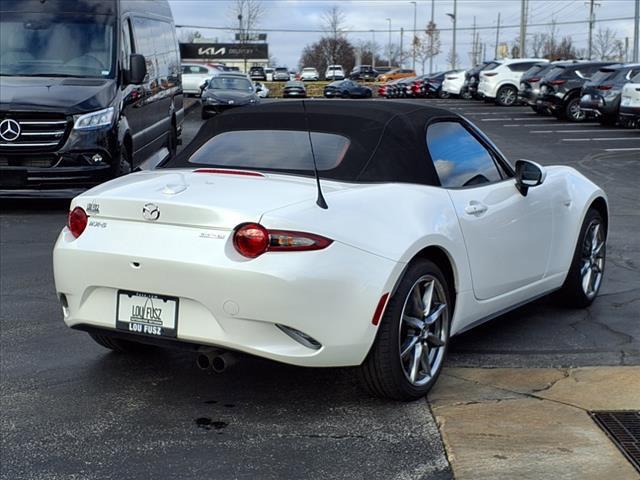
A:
[75, 169, 342, 229]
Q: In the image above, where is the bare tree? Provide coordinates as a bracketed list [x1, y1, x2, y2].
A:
[593, 28, 619, 60]
[299, 37, 355, 76]
[530, 32, 547, 58]
[414, 22, 441, 74]
[230, 0, 265, 71]
[321, 6, 348, 66]
[446, 49, 460, 70]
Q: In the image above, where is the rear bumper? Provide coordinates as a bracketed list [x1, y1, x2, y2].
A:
[53, 220, 400, 367]
[619, 105, 640, 118]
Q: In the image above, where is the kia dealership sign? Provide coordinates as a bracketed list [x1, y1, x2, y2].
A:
[180, 43, 268, 60]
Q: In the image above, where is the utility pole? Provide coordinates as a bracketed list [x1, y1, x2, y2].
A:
[446, 0, 457, 69]
[634, 0, 639, 62]
[471, 16, 477, 66]
[400, 27, 404, 68]
[587, 0, 595, 60]
[411, 1, 417, 70]
[519, 0, 526, 58]
[429, 0, 435, 74]
[371, 29, 376, 68]
[386, 18, 392, 67]
[494, 12, 500, 60]
[625, 36, 629, 62]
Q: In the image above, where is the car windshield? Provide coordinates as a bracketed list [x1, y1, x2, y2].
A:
[275, 68, 287, 72]
[208, 77, 253, 91]
[188, 130, 350, 172]
[0, 12, 116, 78]
[303, 68, 315, 72]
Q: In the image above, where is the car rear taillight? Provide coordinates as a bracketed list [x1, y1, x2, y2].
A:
[447, 76, 458, 80]
[529, 77, 540, 82]
[484, 72, 498, 77]
[596, 85, 613, 90]
[233, 223, 333, 258]
[550, 79, 566, 85]
[68, 207, 88, 238]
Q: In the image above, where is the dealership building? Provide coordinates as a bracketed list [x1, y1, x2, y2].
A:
[179, 42, 269, 72]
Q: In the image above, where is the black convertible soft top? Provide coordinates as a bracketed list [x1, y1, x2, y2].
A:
[165, 100, 460, 185]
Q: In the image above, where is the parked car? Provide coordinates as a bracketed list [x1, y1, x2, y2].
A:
[442, 70, 467, 97]
[54, 100, 609, 400]
[380, 78, 404, 98]
[538, 62, 617, 121]
[0, 0, 183, 196]
[325, 65, 345, 80]
[350, 65, 379, 81]
[478, 58, 548, 106]
[254, 82, 270, 98]
[408, 75, 432, 97]
[377, 68, 416, 82]
[300, 67, 320, 81]
[273, 67, 290, 81]
[580, 63, 640, 126]
[264, 67, 275, 81]
[619, 71, 640, 126]
[182, 63, 220, 96]
[518, 62, 573, 113]
[323, 80, 372, 98]
[201, 74, 259, 119]
[462, 61, 502, 99]
[283, 80, 307, 98]
[423, 70, 462, 98]
[249, 66, 266, 81]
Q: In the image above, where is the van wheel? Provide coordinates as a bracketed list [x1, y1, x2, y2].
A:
[89, 333, 150, 353]
[112, 147, 132, 177]
[360, 259, 451, 401]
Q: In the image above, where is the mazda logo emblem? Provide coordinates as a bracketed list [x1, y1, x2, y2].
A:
[0, 119, 21, 142]
[142, 203, 160, 221]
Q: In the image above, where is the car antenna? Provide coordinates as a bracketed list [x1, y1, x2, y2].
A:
[301, 100, 328, 210]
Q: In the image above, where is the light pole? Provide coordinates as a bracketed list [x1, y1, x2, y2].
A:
[410, 1, 417, 70]
[386, 18, 392, 67]
[633, 0, 639, 62]
[446, 0, 457, 69]
[371, 29, 376, 68]
[429, 0, 435, 74]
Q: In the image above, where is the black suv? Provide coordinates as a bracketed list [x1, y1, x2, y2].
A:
[519, 61, 586, 114]
[463, 61, 501, 99]
[538, 62, 616, 121]
[249, 66, 266, 81]
[0, 0, 183, 196]
[349, 65, 379, 82]
[580, 63, 640, 125]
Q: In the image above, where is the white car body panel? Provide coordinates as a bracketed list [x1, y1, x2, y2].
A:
[54, 162, 606, 367]
[181, 64, 220, 95]
[442, 71, 466, 95]
[325, 65, 345, 80]
[478, 58, 548, 99]
[620, 81, 640, 108]
[301, 68, 320, 81]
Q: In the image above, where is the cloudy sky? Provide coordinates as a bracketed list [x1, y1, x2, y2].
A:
[168, 0, 638, 72]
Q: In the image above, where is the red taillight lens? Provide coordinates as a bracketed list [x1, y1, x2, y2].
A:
[550, 79, 566, 85]
[529, 77, 540, 82]
[233, 223, 269, 258]
[67, 207, 88, 238]
[596, 85, 613, 90]
[233, 223, 332, 258]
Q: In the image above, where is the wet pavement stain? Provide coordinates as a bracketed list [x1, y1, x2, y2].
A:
[195, 417, 228, 430]
[204, 400, 218, 404]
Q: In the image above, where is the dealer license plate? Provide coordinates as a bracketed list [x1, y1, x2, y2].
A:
[116, 290, 178, 338]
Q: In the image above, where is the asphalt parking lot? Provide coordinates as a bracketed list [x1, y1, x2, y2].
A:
[1, 99, 639, 479]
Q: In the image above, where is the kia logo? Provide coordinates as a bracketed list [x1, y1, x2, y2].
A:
[0, 119, 21, 142]
[142, 203, 160, 221]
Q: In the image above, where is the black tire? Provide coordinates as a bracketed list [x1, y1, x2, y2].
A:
[112, 146, 131, 177]
[341, 90, 350, 98]
[461, 91, 473, 100]
[366, 90, 372, 98]
[531, 105, 546, 115]
[598, 115, 617, 127]
[167, 122, 178, 159]
[496, 85, 518, 106]
[89, 332, 150, 353]
[564, 96, 586, 122]
[438, 90, 450, 99]
[557, 208, 606, 308]
[360, 259, 452, 401]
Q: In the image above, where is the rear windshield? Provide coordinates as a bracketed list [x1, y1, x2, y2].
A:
[275, 68, 287, 72]
[545, 66, 567, 79]
[482, 62, 500, 71]
[188, 130, 350, 172]
[523, 64, 546, 78]
[632, 72, 640, 83]
[589, 69, 617, 84]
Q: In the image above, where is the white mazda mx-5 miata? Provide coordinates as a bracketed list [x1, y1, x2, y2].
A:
[53, 101, 608, 400]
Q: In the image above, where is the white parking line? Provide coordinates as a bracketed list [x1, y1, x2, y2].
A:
[530, 129, 627, 133]
[482, 118, 514, 121]
[511, 117, 556, 121]
[604, 147, 640, 151]
[562, 137, 640, 142]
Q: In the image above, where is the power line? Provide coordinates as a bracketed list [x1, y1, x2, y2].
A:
[176, 16, 635, 35]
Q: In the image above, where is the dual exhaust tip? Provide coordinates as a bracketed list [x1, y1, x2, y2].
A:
[196, 350, 237, 373]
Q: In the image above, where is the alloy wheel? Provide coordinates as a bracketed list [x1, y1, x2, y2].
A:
[398, 275, 449, 386]
[581, 220, 605, 299]
[499, 87, 516, 106]
[568, 99, 586, 121]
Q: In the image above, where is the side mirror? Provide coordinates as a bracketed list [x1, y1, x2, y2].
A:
[128, 54, 147, 84]
[515, 159, 546, 196]
[200, 79, 209, 90]
[254, 83, 262, 91]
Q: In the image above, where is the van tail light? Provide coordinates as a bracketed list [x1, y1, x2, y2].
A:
[233, 223, 333, 258]
[68, 207, 88, 238]
[550, 79, 566, 85]
[483, 72, 498, 77]
[596, 85, 613, 91]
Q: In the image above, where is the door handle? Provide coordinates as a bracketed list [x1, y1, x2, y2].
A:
[465, 202, 488, 215]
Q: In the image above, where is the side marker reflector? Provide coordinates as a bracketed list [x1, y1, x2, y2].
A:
[371, 292, 390, 326]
